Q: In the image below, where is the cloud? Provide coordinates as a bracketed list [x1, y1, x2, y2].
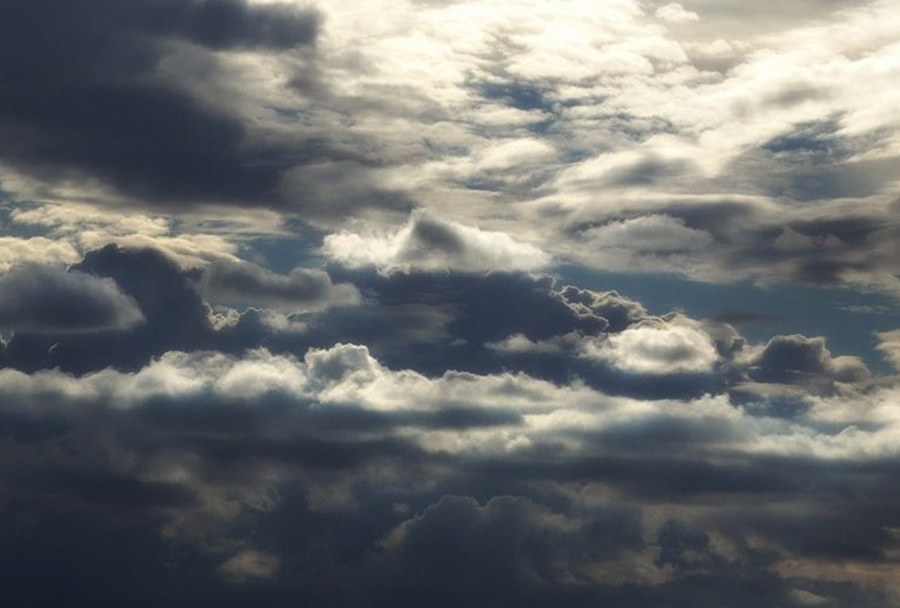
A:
[0, 264, 144, 334]
[744, 334, 870, 389]
[2, 245, 217, 373]
[655, 3, 700, 23]
[322, 210, 550, 273]
[375, 494, 644, 595]
[567, 214, 718, 275]
[4, 1, 900, 605]
[558, 286, 648, 332]
[0, 0, 319, 209]
[590, 320, 720, 375]
[876, 329, 900, 371]
[0, 236, 80, 271]
[487, 318, 726, 399]
[200, 260, 361, 312]
[218, 550, 281, 581]
[1, 342, 900, 604]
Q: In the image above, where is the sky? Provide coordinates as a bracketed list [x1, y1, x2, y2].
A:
[2, 0, 900, 606]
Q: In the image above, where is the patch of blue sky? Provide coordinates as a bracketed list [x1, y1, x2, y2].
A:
[241, 221, 327, 274]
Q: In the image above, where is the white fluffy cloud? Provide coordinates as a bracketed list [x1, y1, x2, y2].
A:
[322, 210, 550, 273]
[655, 3, 700, 23]
[0, 236, 80, 271]
[1, 341, 898, 462]
[875, 329, 900, 371]
[588, 322, 720, 375]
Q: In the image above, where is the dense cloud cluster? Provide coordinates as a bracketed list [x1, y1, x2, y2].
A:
[2, 0, 900, 606]
[0, 245, 897, 605]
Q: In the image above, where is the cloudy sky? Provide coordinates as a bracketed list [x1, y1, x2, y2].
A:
[2, 0, 900, 605]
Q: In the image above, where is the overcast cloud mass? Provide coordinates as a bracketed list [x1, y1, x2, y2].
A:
[3, 1, 900, 606]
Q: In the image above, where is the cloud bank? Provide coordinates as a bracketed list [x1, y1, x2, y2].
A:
[2, 0, 900, 606]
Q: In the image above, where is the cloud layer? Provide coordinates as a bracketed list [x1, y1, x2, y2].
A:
[2, 1, 900, 606]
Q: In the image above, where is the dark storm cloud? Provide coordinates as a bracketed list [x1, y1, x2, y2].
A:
[0, 264, 144, 333]
[0, 0, 318, 206]
[0, 245, 871, 411]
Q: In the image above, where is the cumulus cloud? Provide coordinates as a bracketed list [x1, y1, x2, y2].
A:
[1, 342, 900, 604]
[590, 321, 720, 375]
[488, 319, 724, 399]
[200, 260, 361, 312]
[0, 264, 144, 334]
[322, 211, 550, 273]
[876, 329, 900, 371]
[0, 236, 81, 271]
[655, 3, 700, 23]
[744, 334, 870, 389]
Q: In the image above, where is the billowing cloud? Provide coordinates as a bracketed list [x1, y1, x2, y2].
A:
[876, 329, 900, 371]
[1, 342, 900, 604]
[590, 320, 720, 375]
[0, 264, 144, 334]
[323, 210, 550, 273]
[655, 3, 700, 23]
[567, 214, 718, 276]
[744, 334, 870, 389]
[0, 236, 80, 271]
[200, 260, 360, 312]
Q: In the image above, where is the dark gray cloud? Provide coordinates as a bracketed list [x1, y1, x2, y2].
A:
[558, 285, 647, 332]
[0, 343, 897, 607]
[0, 264, 144, 333]
[747, 334, 869, 389]
[0, 0, 318, 207]
[200, 261, 360, 312]
[3, 245, 215, 372]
